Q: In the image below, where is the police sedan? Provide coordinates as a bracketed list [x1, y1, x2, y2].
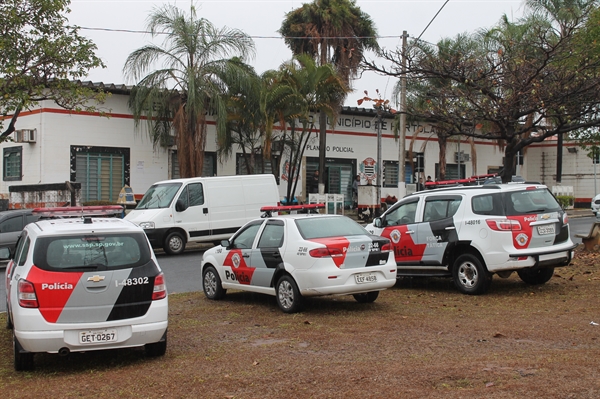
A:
[200, 204, 397, 313]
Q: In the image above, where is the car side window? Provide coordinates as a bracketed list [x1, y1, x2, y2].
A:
[16, 236, 31, 267]
[188, 183, 204, 207]
[384, 201, 418, 226]
[472, 193, 503, 216]
[258, 221, 284, 248]
[0, 215, 23, 233]
[231, 221, 263, 249]
[423, 198, 462, 222]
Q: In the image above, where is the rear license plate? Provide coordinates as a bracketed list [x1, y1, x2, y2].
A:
[537, 224, 555, 235]
[355, 273, 377, 284]
[79, 329, 117, 344]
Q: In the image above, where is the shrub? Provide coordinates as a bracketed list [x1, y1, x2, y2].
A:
[555, 195, 574, 209]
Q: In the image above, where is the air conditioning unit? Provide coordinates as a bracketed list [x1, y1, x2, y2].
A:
[454, 151, 470, 162]
[15, 129, 37, 143]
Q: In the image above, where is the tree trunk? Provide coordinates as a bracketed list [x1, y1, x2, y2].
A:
[438, 135, 447, 181]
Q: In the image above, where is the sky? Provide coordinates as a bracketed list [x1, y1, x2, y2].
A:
[67, 0, 527, 107]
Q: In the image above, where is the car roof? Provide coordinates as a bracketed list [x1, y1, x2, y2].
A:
[407, 183, 548, 198]
[27, 217, 142, 237]
[0, 209, 33, 219]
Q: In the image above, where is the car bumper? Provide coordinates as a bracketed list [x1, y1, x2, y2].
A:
[487, 244, 577, 272]
[13, 299, 168, 354]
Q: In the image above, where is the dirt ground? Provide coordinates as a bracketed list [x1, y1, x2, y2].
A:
[1, 246, 600, 398]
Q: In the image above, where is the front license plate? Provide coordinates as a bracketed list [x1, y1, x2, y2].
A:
[79, 329, 117, 344]
[537, 224, 555, 235]
[355, 273, 377, 284]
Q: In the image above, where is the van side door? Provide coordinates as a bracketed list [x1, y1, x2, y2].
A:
[173, 182, 211, 241]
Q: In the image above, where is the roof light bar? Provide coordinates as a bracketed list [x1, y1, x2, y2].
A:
[32, 205, 124, 218]
[260, 203, 325, 217]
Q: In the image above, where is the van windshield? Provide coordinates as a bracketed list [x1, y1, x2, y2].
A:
[136, 183, 182, 209]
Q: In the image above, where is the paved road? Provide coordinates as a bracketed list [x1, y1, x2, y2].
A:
[1, 216, 597, 313]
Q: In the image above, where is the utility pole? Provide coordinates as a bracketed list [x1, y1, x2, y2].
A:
[398, 30, 408, 198]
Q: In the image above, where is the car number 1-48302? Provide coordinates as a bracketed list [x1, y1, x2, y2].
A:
[355, 273, 377, 284]
[79, 329, 118, 344]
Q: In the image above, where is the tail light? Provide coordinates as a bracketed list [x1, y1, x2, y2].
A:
[18, 279, 39, 308]
[562, 213, 569, 225]
[381, 242, 392, 252]
[309, 247, 344, 258]
[152, 273, 167, 300]
[486, 219, 522, 231]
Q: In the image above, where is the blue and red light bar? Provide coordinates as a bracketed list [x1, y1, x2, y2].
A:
[260, 203, 325, 217]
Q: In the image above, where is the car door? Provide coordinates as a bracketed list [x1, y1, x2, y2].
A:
[0, 213, 25, 256]
[418, 195, 463, 265]
[220, 220, 264, 285]
[378, 198, 424, 265]
[249, 220, 285, 287]
[173, 182, 211, 240]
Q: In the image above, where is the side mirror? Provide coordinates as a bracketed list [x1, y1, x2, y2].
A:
[0, 247, 11, 261]
[175, 199, 188, 212]
[220, 239, 230, 249]
[373, 217, 383, 228]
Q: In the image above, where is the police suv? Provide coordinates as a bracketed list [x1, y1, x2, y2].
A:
[366, 183, 577, 295]
[201, 204, 397, 313]
[4, 206, 168, 371]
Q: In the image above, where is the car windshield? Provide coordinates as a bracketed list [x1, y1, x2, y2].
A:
[136, 182, 182, 209]
[33, 232, 152, 271]
[295, 216, 368, 239]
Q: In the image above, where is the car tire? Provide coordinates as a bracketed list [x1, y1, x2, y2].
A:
[353, 291, 379, 303]
[517, 267, 554, 285]
[164, 231, 185, 255]
[275, 275, 303, 313]
[203, 266, 226, 300]
[452, 254, 492, 295]
[13, 334, 34, 371]
[6, 306, 13, 330]
[145, 335, 167, 357]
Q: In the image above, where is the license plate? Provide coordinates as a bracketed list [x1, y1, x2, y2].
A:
[79, 329, 117, 344]
[537, 224, 555, 235]
[355, 273, 377, 284]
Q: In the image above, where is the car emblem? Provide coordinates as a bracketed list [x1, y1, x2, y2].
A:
[390, 229, 401, 244]
[87, 275, 106, 283]
[232, 253, 241, 268]
[541, 214, 550, 220]
[516, 233, 529, 247]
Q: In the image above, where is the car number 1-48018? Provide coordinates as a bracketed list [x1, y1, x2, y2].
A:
[79, 329, 118, 344]
[355, 273, 377, 284]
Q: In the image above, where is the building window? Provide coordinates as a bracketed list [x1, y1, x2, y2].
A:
[71, 146, 130, 203]
[171, 151, 216, 178]
[3, 147, 22, 181]
[383, 161, 398, 187]
[236, 153, 277, 176]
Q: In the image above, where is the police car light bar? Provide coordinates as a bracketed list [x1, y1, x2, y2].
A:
[32, 205, 124, 218]
[260, 203, 325, 217]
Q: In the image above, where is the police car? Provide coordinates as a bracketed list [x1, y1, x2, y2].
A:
[200, 204, 397, 313]
[366, 183, 577, 295]
[4, 206, 168, 371]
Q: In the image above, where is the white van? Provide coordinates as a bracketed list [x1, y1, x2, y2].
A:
[125, 174, 280, 255]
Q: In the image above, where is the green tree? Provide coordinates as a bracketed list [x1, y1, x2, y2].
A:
[124, 4, 255, 177]
[367, 0, 600, 182]
[0, 0, 105, 140]
[279, 0, 378, 190]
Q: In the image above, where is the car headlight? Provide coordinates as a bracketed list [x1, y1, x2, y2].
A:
[138, 221, 155, 229]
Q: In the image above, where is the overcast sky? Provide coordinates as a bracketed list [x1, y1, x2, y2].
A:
[68, 0, 526, 107]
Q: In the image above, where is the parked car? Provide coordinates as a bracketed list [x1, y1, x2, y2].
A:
[591, 193, 600, 216]
[365, 183, 577, 295]
[125, 174, 279, 255]
[0, 209, 40, 257]
[4, 206, 168, 371]
[200, 204, 397, 313]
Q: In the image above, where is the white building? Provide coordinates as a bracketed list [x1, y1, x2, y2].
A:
[0, 83, 596, 209]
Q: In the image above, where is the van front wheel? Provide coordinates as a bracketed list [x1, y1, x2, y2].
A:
[164, 232, 185, 255]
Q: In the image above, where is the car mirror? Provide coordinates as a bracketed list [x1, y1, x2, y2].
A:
[373, 217, 382, 228]
[175, 199, 188, 212]
[220, 239, 230, 249]
[0, 247, 11, 261]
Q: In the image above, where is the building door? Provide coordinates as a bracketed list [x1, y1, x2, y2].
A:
[75, 152, 124, 202]
[307, 157, 355, 207]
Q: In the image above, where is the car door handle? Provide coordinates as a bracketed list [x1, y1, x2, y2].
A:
[445, 226, 456, 230]
[406, 230, 415, 234]
[242, 254, 250, 258]
[271, 252, 281, 258]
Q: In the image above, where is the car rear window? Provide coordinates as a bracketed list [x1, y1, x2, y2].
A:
[33, 232, 152, 271]
[472, 189, 561, 216]
[295, 216, 368, 239]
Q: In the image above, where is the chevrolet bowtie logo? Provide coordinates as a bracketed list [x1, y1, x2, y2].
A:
[87, 275, 106, 283]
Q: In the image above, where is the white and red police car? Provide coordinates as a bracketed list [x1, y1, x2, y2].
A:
[366, 183, 577, 295]
[4, 206, 168, 371]
[200, 204, 397, 313]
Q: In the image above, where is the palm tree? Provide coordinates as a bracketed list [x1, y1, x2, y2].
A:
[279, 0, 379, 191]
[123, 4, 255, 177]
